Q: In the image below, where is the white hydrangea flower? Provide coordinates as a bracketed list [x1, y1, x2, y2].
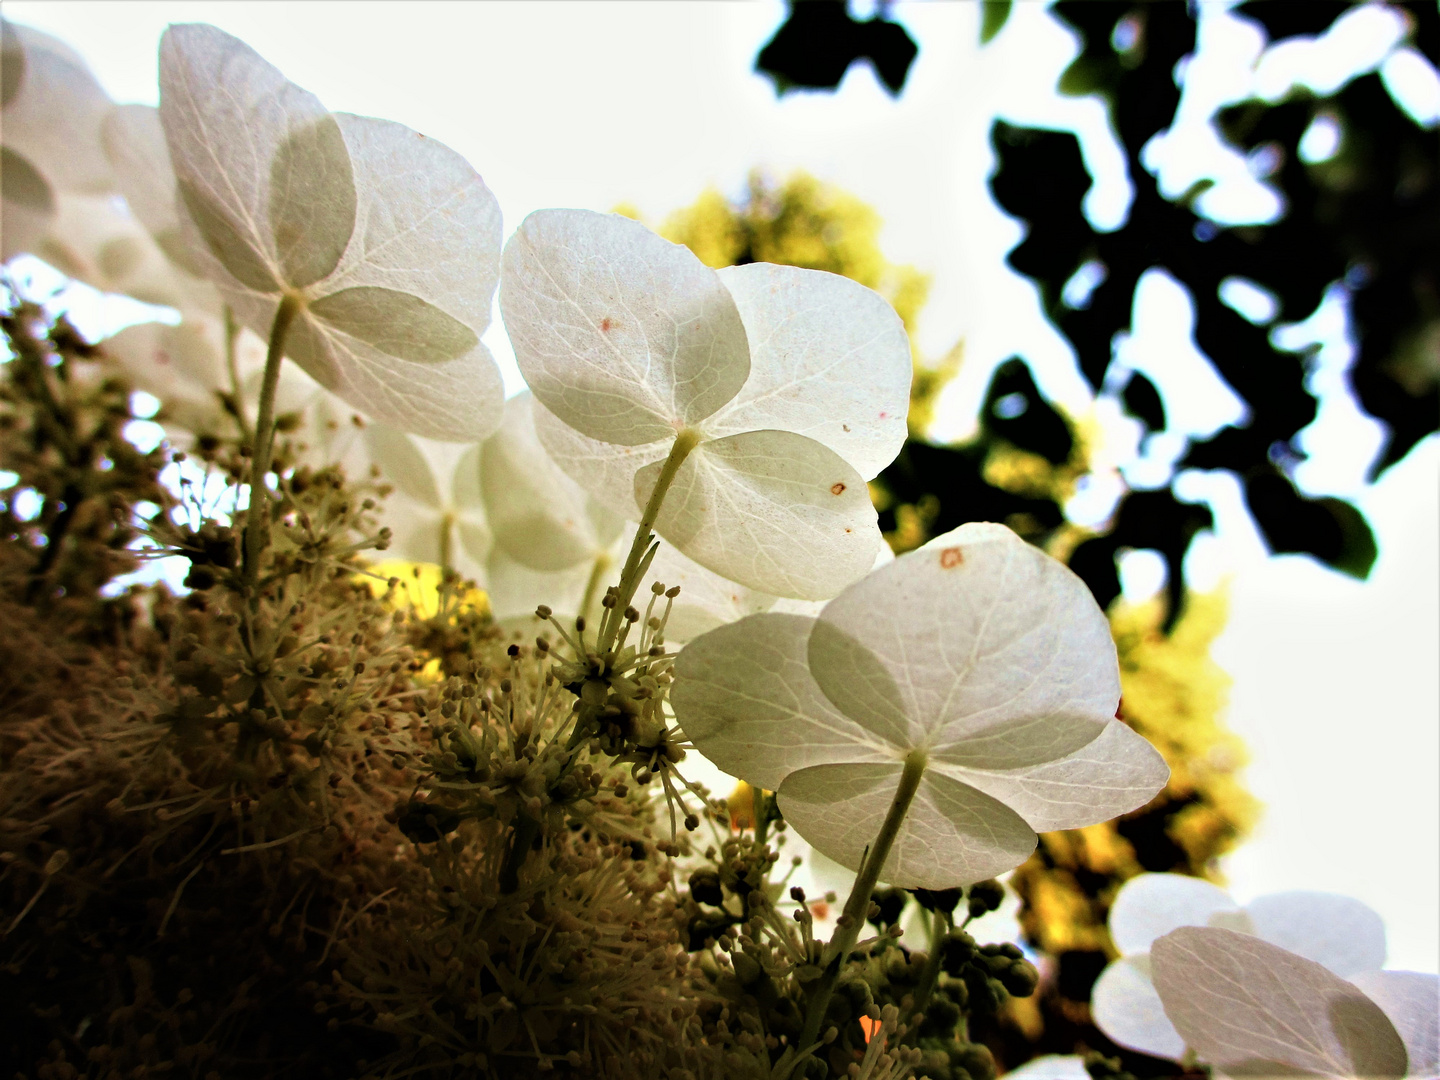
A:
[33, 193, 221, 315]
[1002, 1056, 1091, 1080]
[481, 393, 624, 580]
[102, 103, 216, 291]
[671, 522, 1169, 888]
[103, 317, 320, 444]
[157, 23, 504, 441]
[1, 18, 115, 261]
[1347, 970, 1440, 1079]
[475, 391, 622, 618]
[476, 391, 833, 632]
[327, 418, 490, 583]
[1151, 925, 1436, 1078]
[1092, 873, 1394, 1063]
[499, 208, 912, 600]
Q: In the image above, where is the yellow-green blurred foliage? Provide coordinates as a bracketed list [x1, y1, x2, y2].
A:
[1011, 590, 1259, 960]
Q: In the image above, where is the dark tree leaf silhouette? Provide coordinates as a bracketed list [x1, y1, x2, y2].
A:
[756, 0, 918, 96]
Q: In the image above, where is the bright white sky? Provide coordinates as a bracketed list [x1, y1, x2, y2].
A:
[7, 0, 1436, 971]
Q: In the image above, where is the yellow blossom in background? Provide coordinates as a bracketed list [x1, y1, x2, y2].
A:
[359, 560, 453, 619]
[1010, 589, 1258, 956]
[358, 560, 491, 680]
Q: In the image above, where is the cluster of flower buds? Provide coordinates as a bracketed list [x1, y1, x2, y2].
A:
[533, 581, 713, 840]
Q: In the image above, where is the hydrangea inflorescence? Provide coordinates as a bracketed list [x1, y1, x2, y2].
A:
[500, 208, 912, 601]
[673, 522, 1168, 889]
[1093, 872, 1439, 1077]
[157, 23, 505, 442]
[0, 16, 1202, 1079]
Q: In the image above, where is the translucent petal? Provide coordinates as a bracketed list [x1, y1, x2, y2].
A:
[456, 515, 492, 572]
[318, 113, 500, 334]
[102, 319, 230, 431]
[356, 440, 488, 581]
[767, 594, 829, 619]
[1151, 927, 1408, 1079]
[811, 522, 1118, 751]
[481, 393, 623, 573]
[105, 315, 311, 448]
[160, 26, 502, 441]
[361, 425, 444, 509]
[500, 208, 750, 445]
[533, 398, 669, 519]
[776, 763, 1037, 889]
[2, 20, 114, 196]
[484, 546, 601, 621]
[1109, 873, 1239, 956]
[159, 24, 330, 291]
[1092, 956, 1187, 1061]
[35, 193, 217, 314]
[1, 19, 25, 107]
[309, 286, 475, 365]
[646, 543, 782, 645]
[267, 116, 355, 288]
[242, 343, 321, 422]
[933, 720, 1168, 832]
[1003, 1056, 1092, 1080]
[102, 103, 214, 280]
[1349, 971, 1439, 1078]
[1242, 892, 1387, 978]
[670, 613, 898, 792]
[803, 617, 919, 752]
[705, 263, 911, 479]
[374, 493, 449, 568]
[451, 444, 483, 513]
[637, 429, 879, 600]
[1, 147, 56, 262]
[295, 389, 367, 468]
[282, 112, 503, 441]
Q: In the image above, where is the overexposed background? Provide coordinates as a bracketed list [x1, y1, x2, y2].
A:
[7, 0, 1436, 972]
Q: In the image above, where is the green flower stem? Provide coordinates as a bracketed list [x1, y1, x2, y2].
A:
[792, 749, 928, 1067]
[578, 550, 613, 626]
[241, 293, 301, 608]
[596, 428, 699, 656]
[439, 512, 454, 573]
[222, 304, 251, 442]
[498, 813, 541, 894]
[906, 906, 948, 1031]
[753, 787, 776, 849]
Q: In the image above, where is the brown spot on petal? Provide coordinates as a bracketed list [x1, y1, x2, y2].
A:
[600, 317, 616, 332]
[939, 547, 964, 569]
[830, 482, 846, 495]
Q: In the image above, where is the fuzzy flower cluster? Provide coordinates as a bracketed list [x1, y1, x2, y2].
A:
[1, 16, 1204, 1080]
